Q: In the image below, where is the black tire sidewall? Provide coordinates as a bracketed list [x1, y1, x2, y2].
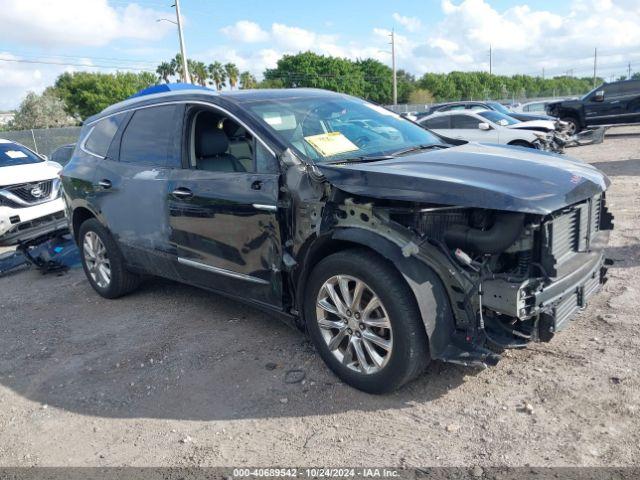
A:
[78, 219, 133, 299]
[304, 250, 429, 393]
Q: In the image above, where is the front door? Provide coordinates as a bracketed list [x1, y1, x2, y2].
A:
[169, 105, 283, 308]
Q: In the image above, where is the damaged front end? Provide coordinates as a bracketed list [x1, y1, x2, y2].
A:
[309, 194, 614, 368]
[280, 144, 616, 369]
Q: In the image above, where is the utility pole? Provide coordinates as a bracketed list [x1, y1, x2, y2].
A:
[390, 29, 397, 105]
[593, 47, 597, 88]
[489, 44, 492, 75]
[629, 62, 632, 79]
[542, 67, 545, 79]
[173, 0, 190, 83]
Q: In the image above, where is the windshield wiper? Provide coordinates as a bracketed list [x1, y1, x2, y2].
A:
[327, 154, 396, 165]
[391, 143, 449, 157]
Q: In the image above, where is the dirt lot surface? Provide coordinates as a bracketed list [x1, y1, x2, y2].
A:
[0, 127, 639, 468]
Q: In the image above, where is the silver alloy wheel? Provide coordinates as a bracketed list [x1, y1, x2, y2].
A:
[316, 275, 393, 374]
[83, 231, 111, 289]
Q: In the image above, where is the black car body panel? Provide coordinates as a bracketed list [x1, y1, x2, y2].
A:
[61, 87, 614, 370]
[318, 142, 609, 214]
[546, 79, 640, 129]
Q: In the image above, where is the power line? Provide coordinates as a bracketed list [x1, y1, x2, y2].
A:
[0, 57, 155, 72]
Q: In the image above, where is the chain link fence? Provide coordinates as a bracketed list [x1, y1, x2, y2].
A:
[0, 126, 81, 157]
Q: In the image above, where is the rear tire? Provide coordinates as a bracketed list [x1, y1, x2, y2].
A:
[78, 218, 140, 299]
[304, 249, 430, 393]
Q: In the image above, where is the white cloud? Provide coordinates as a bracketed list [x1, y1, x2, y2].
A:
[392, 13, 422, 32]
[407, 0, 640, 76]
[0, 0, 173, 47]
[220, 20, 269, 43]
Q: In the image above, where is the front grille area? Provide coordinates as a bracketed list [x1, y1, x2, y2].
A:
[540, 194, 606, 276]
[7, 180, 54, 204]
[551, 267, 602, 332]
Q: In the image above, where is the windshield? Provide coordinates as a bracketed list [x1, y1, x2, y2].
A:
[0, 142, 43, 167]
[478, 110, 519, 126]
[245, 94, 443, 163]
[486, 102, 513, 115]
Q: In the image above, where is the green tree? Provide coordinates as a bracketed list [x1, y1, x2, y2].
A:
[208, 61, 227, 90]
[189, 60, 208, 86]
[170, 53, 188, 82]
[225, 63, 240, 89]
[239, 71, 258, 89]
[156, 61, 174, 84]
[407, 88, 434, 105]
[632, 72, 640, 80]
[53, 71, 157, 119]
[263, 51, 365, 97]
[354, 58, 392, 104]
[9, 90, 75, 129]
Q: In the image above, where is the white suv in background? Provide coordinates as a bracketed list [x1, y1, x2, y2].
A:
[0, 139, 67, 246]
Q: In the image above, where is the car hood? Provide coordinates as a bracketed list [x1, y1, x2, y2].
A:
[0, 162, 60, 187]
[317, 143, 610, 215]
[508, 120, 556, 131]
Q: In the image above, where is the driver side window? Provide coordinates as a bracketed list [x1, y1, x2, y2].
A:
[187, 107, 278, 173]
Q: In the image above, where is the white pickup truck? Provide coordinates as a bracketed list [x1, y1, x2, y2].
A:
[0, 139, 67, 246]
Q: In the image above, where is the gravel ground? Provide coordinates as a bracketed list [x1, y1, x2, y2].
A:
[0, 127, 638, 468]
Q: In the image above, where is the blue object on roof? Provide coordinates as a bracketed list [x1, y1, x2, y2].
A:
[129, 82, 212, 99]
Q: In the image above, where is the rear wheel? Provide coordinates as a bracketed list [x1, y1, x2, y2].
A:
[304, 249, 429, 393]
[78, 218, 140, 299]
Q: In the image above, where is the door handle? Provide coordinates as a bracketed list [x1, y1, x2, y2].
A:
[171, 187, 193, 199]
[251, 180, 263, 190]
[98, 179, 112, 189]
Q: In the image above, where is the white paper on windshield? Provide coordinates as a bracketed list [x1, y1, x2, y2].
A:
[5, 150, 28, 159]
[304, 132, 359, 157]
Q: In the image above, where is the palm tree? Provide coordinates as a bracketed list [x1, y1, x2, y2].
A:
[188, 60, 208, 86]
[170, 53, 184, 82]
[208, 61, 227, 90]
[156, 61, 174, 84]
[239, 71, 257, 89]
[225, 63, 240, 89]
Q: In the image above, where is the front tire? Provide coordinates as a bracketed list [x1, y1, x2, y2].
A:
[304, 249, 429, 393]
[561, 116, 581, 135]
[78, 218, 140, 299]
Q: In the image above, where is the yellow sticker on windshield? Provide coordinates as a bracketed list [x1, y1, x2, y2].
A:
[304, 132, 359, 157]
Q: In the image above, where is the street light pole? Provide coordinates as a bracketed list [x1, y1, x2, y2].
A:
[173, 0, 190, 83]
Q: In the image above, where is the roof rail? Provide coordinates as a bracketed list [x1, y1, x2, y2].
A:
[129, 82, 213, 99]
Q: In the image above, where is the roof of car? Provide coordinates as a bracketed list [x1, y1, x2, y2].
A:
[92, 86, 342, 123]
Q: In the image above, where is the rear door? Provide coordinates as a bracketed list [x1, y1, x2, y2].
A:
[93, 104, 184, 277]
[168, 104, 283, 308]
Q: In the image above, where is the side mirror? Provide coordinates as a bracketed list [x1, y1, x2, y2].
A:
[593, 90, 604, 102]
[478, 122, 491, 131]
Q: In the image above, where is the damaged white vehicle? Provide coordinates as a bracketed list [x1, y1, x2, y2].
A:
[419, 110, 555, 150]
[0, 139, 66, 246]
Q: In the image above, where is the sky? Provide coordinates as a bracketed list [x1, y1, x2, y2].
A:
[0, 0, 639, 110]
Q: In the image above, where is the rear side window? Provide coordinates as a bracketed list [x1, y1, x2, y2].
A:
[451, 115, 480, 129]
[421, 116, 449, 129]
[85, 113, 126, 157]
[119, 105, 180, 168]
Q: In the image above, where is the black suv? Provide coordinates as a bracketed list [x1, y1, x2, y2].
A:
[546, 79, 640, 134]
[61, 87, 613, 393]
